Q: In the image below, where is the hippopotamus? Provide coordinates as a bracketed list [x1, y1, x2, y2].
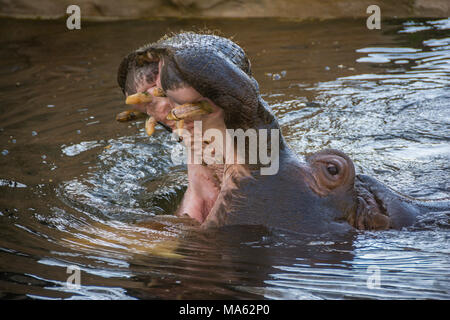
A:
[116, 32, 449, 235]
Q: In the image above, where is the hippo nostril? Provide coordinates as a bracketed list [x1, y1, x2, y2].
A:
[327, 165, 339, 175]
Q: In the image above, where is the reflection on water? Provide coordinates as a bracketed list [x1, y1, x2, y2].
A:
[0, 17, 449, 299]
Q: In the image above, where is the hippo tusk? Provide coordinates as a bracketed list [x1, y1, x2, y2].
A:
[167, 101, 213, 140]
[176, 119, 185, 137]
[125, 88, 165, 105]
[125, 92, 153, 105]
[116, 112, 158, 137]
[152, 87, 166, 97]
[145, 116, 157, 136]
[115, 109, 147, 122]
[166, 101, 213, 121]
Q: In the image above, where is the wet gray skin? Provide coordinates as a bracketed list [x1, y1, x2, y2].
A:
[118, 32, 450, 235]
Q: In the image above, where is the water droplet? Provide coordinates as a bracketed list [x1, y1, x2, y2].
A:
[272, 73, 281, 80]
[1, 150, 8, 156]
[280, 70, 287, 77]
[32, 131, 38, 136]
[325, 66, 330, 71]
[47, 104, 55, 108]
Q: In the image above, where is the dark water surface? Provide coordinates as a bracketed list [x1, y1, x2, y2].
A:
[0, 17, 449, 299]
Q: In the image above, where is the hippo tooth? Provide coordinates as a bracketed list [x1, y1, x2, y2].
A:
[166, 110, 179, 121]
[152, 87, 166, 97]
[145, 116, 157, 136]
[115, 109, 147, 122]
[125, 92, 153, 105]
[166, 101, 213, 121]
[176, 119, 184, 137]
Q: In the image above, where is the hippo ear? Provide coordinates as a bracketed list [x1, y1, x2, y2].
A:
[306, 149, 355, 196]
[171, 48, 260, 129]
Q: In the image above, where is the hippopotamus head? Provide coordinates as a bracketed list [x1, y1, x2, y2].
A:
[200, 146, 440, 234]
[117, 32, 449, 235]
[197, 146, 391, 234]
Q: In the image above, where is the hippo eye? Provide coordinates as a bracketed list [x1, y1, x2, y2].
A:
[327, 164, 339, 175]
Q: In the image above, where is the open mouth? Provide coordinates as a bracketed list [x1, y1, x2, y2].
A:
[115, 32, 271, 225]
[117, 89, 224, 224]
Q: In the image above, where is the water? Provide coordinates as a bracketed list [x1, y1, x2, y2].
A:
[0, 17, 449, 299]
